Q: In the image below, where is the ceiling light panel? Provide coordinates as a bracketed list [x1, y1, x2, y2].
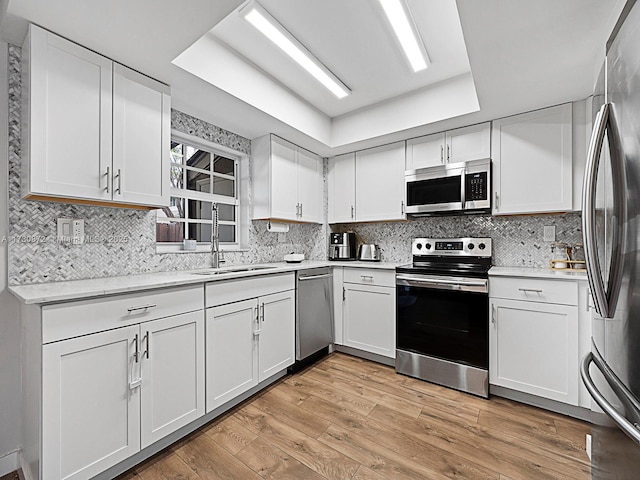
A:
[378, 0, 430, 72]
[241, 2, 350, 99]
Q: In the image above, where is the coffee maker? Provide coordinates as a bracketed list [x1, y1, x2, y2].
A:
[329, 232, 357, 260]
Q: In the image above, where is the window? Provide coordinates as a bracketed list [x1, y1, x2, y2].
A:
[157, 136, 240, 248]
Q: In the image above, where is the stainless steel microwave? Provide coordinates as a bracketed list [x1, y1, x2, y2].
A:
[405, 158, 491, 215]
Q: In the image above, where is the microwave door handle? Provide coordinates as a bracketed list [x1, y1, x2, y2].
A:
[582, 103, 610, 318]
[604, 104, 626, 319]
[461, 168, 466, 210]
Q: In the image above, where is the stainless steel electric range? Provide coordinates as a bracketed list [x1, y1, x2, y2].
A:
[395, 237, 492, 398]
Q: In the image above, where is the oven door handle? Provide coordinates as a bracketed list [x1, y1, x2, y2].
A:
[396, 275, 488, 293]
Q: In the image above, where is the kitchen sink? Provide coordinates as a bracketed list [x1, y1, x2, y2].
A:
[191, 265, 278, 276]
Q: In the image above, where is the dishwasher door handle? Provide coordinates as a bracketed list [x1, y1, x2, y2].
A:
[298, 273, 332, 281]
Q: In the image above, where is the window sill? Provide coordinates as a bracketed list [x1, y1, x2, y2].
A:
[155, 244, 250, 255]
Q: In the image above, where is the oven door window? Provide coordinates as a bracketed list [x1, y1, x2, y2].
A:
[406, 175, 461, 206]
[397, 285, 488, 369]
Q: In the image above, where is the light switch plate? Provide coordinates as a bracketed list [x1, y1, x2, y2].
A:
[543, 225, 556, 242]
[57, 218, 84, 245]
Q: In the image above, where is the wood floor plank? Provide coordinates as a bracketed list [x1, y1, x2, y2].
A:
[302, 392, 498, 480]
[323, 364, 481, 424]
[235, 403, 360, 480]
[202, 416, 258, 455]
[353, 465, 389, 480]
[264, 380, 310, 406]
[284, 372, 377, 416]
[302, 367, 424, 418]
[554, 416, 591, 446]
[235, 436, 326, 480]
[174, 430, 262, 480]
[250, 388, 332, 438]
[134, 449, 200, 480]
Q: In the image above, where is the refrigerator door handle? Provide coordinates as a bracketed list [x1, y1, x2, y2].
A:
[583, 103, 611, 318]
[581, 349, 640, 446]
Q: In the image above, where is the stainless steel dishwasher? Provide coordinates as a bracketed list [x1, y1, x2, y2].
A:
[295, 268, 334, 367]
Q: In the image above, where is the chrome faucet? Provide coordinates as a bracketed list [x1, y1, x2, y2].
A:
[211, 203, 225, 268]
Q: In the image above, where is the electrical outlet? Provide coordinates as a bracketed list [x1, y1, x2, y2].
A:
[543, 225, 556, 242]
[72, 219, 84, 245]
[57, 218, 84, 245]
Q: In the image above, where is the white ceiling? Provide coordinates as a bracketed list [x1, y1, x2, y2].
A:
[1, 0, 626, 157]
[210, 0, 471, 118]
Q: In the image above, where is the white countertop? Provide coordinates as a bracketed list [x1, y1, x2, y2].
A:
[489, 266, 588, 280]
[9, 260, 400, 305]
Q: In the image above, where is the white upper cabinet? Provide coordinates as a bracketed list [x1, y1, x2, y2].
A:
[252, 135, 322, 224]
[328, 153, 356, 223]
[406, 123, 490, 170]
[113, 64, 170, 207]
[492, 104, 573, 215]
[22, 24, 170, 208]
[355, 142, 406, 222]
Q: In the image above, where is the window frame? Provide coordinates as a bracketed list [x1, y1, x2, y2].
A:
[156, 130, 250, 254]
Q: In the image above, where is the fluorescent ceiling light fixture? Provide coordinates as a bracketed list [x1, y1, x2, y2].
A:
[241, 2, 350, 99]
[378, 0, 430, 72]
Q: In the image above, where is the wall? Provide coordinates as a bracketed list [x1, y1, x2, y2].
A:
[0, 42, 22, 471]
[7, 45, 326, 285]
[332, 213, 582, 267]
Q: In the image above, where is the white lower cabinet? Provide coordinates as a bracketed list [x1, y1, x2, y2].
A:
[41, 308, 204, 480]
[489, 275, 581, 406]
[341, 268, 396, 359]
[206, 288, 295, 412]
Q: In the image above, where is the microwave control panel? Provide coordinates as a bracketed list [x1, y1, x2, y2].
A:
[465, 172, 488, 201]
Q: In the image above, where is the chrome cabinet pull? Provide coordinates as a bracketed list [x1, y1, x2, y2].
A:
[440, 145, 444, 163]
[260, 303, 265, 322]
[342, 287, 346, 301]
[491, 305, 497, 325]
[300, 203, 303, 217]
[104, 166, 110, 193]
[143, 331, 150, 359]
[360, 275, 374, 281]
[127, 304, 157, 313]
[351, 205, 354, 218]
[446, 144, 450, 162]
[133, 334, 139, 363]
[494, 191, 499, 209]
[113, 168, 122, 195]
[519, 288, 543, 294]
[401, 200, 405, 214]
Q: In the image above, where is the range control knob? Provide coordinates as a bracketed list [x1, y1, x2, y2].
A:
[425, 243, 432, 250]
[468, 243, 475, 250]
[478, 243, 486, 250]
[416, 243, 423, 250]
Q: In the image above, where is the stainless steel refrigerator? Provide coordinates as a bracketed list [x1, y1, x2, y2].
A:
[581, 0, 640, 477]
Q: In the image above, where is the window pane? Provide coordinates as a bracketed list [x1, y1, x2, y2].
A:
[186, 169, 211, 193]
[188, 223, 212, 243]
[186, 149, 211, 171]
[188, 200, 212, 221]
[213, 177, 234, 197]
[213, 155, 235, 175]
[170, 165, 184, 189]
[217, 203, 235, 222]
[158, 198, 184, 219]
[170, 143, 183, 164]
[219, 224, 236, 243]
[156, 221, 185, 243]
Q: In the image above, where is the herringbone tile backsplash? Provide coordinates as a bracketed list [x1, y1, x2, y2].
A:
[7, 44, 581, 285]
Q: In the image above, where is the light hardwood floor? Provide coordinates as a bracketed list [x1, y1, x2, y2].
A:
[117, 353, 591, 480]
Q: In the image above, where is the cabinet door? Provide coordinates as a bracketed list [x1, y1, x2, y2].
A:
[492, 104, 573, 214]
[343, 284, 395, 358]
[26, 24, 112, 201]
[113, 64, 170, 207]
[206, 299, 258, 412]
[445, 123, 491, 164]
[270, 138, 299, 221]
[42, 325, 140, 480]
[355, 142, 406, 222]
[489, 298, 578, 405]
[140, 311, 204, 448]
[297, 147, 323, 223]
[258, 290, 295, 382]
[406, 133, 445, 170]
[328, 153, 356, 223]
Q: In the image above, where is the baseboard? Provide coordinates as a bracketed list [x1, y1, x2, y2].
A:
[490, 384, 592, 422]
[0, 450, 18, 477]
[335, 345, 395, 367]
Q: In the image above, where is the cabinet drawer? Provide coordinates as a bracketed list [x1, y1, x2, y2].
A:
[343, 268, 395, 288]
[205, 273, 295, 308]
[490, 277, 578, 306]
[42, 285, 203, 343]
